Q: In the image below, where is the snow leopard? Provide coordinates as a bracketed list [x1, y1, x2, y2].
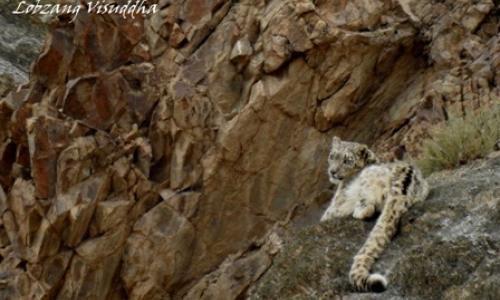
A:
[321, 136, 429, 293]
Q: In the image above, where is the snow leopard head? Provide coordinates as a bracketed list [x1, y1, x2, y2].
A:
[327, 136, 379, 183]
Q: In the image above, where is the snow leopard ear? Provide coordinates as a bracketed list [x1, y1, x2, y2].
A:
[360, 146, 379, 164]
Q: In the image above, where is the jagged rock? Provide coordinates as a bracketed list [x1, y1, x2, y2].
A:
[59, 174, 111, 248]
[230, 37, 253, 61]
[0, 184, 6, 215]
[249, 156, 500, 299]
[58, 225, 129, 300]
[122, 201, 195, 299]
[27, 116, 71, 198]
[92, 196, 134, 234]
[56, 136, 98, 195]
[186, 231, 282, 299]
[0, 246, 31, 299]
[169, 23, 186, 48]
[160, 189, 200, 219]
[27, 251, 73, 299]
[0, 0, 497, 299]
[5, 179, 40, 259]
[295, 0, 316, 15]
[186, 250, 272, 299]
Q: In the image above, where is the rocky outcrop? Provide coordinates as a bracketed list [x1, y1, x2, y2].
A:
[0, 0, 498, 299]
[249, 154, 500, 299]
[0, 2, 47, 82]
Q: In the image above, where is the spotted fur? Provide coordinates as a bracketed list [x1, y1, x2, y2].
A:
[321, 137, 429, 292]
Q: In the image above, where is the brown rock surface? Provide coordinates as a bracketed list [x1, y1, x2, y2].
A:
[0, 0, 498, 299]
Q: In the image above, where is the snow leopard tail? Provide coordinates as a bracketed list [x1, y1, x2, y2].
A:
[349, 165, 416, 293]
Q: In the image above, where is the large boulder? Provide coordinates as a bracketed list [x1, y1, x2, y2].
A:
[250, 154, 500, 299]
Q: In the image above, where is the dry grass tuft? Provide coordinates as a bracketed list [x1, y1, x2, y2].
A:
[417, 105, 500, 176]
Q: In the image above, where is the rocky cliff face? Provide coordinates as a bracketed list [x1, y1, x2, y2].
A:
[250, 154, 500, 299]
[0, 0, 498, 299]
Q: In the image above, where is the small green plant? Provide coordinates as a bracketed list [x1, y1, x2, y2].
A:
[417, 105, 500, 176]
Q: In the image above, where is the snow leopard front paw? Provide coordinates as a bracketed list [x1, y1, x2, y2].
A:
[353, 203, 375, 220]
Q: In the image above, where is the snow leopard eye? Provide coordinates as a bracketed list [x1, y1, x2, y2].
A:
[344, 156, 354, 165]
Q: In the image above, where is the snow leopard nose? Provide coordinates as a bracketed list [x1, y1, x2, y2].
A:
[329, 170, 342, 180]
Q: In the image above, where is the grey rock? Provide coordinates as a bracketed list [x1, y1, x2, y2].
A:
[250, 156, 500, 299]
[0, 3, 47, 81]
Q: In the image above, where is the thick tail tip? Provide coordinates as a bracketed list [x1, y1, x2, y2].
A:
[367, 273, 387, 293]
